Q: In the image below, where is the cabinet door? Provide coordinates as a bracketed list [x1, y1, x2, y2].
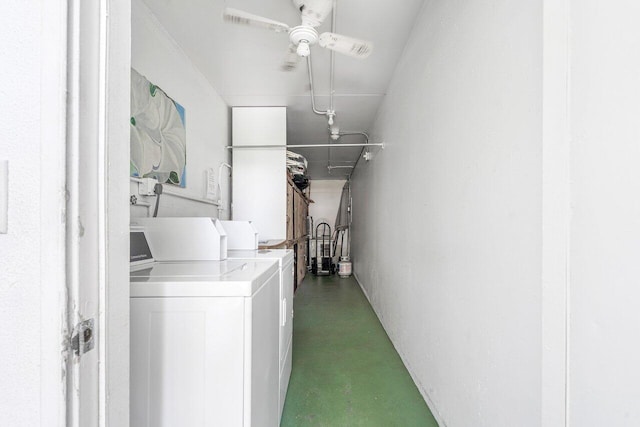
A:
[296, 243, 307, 288]
[131, 297, 245, 427]
[286, 183, 294, 241]
[295, 191, 310, 240]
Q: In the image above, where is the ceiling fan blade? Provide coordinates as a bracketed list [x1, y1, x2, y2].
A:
[318, 32, 373, 58]
[281, 44, 301, 71]
[300, 0, 334, 27]
[223, 7, 291, 33]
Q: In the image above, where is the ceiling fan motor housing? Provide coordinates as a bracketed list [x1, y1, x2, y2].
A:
[289, 26, 319, 56]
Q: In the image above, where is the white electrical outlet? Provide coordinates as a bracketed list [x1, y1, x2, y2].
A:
[0, 160, 8, 234]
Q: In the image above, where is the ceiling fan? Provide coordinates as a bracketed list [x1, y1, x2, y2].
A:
[223, 0, 373, 70]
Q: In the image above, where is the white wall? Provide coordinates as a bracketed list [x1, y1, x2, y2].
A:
[0, 0, 67, 425]
[541, 1, 570, 424]
[309, 179, 347, 260]
[568, 1, 640, 425]
[351, 1, 542, 426]
[308, 180, 346, 233]
[131, 0, 230, 219]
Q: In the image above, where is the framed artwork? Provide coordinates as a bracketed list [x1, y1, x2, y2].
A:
[130, 68, 186, 187]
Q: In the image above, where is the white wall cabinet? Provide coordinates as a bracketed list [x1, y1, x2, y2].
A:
[231, 107, 287, 241]
[232, 107, 309, 290]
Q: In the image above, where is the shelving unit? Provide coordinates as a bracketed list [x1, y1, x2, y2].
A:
[286, 174, 311, 289]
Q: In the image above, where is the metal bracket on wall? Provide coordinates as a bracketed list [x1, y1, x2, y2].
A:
[70, 318, 95, 356]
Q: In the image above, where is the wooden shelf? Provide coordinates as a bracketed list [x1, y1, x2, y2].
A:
[285, 174, 310, 290]
[242, 174, 309, 289]
[287, 174, 313, 204]
[258, 240, 287, 250]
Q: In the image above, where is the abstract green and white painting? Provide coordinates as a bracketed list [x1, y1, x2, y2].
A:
[130, 68, 186, 187]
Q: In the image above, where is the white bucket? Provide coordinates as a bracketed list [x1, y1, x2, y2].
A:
[338, 257, 352, 278]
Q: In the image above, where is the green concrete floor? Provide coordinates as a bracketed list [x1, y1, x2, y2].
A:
[280, 274, 438, 427]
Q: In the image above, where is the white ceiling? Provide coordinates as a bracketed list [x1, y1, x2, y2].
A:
[141, 0, 425, 179]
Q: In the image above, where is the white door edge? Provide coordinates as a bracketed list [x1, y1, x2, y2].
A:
[65, 0, 131, 426]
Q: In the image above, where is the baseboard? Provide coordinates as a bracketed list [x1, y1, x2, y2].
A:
[352, 272, 447, 427]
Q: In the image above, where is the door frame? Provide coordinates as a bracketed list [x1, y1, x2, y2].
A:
[65, 0, 131, 425]
[39, 1, 71, 425]
[99, 1, 131, 425]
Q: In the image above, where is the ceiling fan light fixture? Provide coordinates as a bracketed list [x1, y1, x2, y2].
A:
[289, 26, 319, 58]
[296, 41, 311, 57]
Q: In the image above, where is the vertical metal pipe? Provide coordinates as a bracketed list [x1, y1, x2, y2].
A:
[327, 139, 331, 173]
[307, 0, 337, 117]
[329, 0, 337, 112]
[326, 0, 338, 172]
[307, 54, 328, 115]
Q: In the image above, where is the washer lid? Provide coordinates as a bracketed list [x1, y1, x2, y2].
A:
[226, 249, 294, 266]
[130, 259, 278, 297]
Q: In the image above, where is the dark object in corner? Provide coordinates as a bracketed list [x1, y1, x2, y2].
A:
[292, 174, 309, 190]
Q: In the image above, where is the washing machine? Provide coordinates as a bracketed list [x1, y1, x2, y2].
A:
[227, 248, 294, 419]
[218, 221, 295, 419]
[130, 228, 280, 427]
[131, 219, 293, 422]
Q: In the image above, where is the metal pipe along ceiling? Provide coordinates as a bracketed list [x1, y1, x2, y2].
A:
[328, 131, 370, 173]
[338, 132, 370, 179]
[303, 0, 376, 177]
